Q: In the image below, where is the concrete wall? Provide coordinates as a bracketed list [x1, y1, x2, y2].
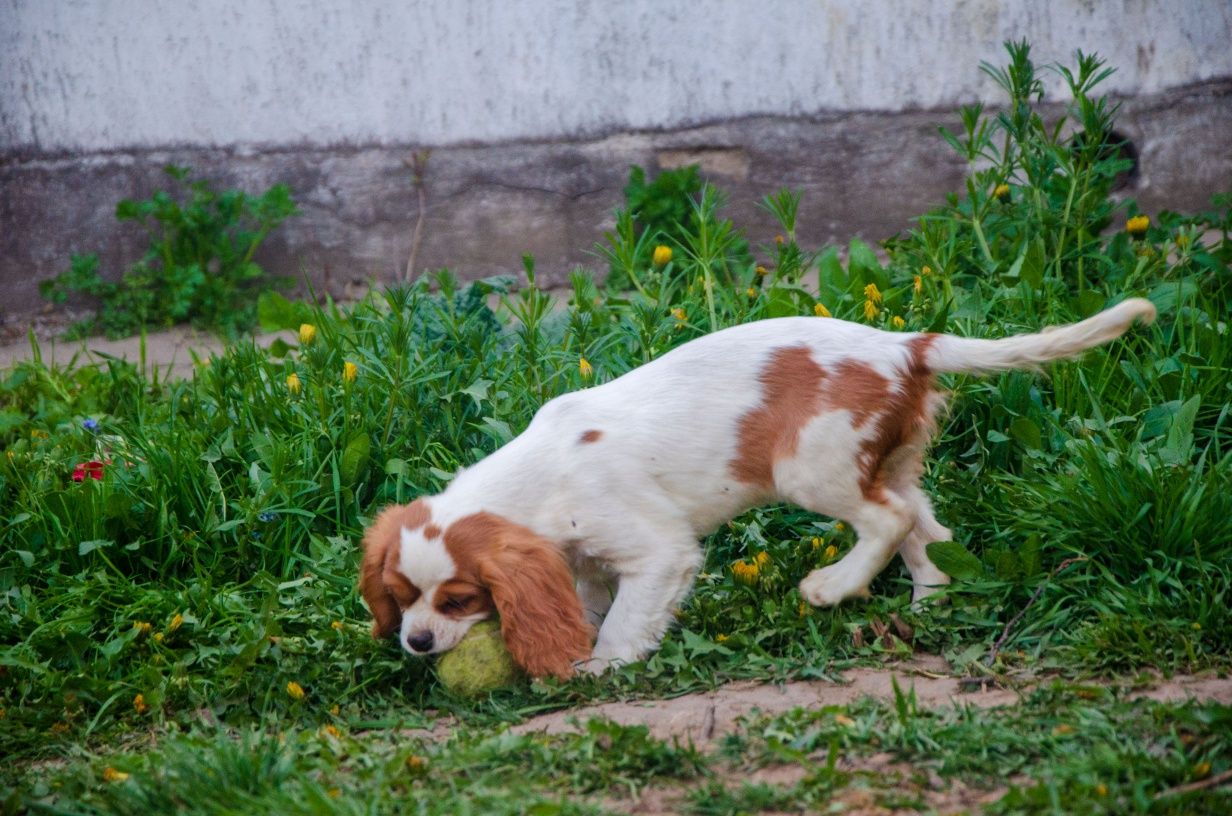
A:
[3, 0, 1231, 321]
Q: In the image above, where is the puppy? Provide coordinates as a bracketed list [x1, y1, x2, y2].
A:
[359, 299, 1155, 678]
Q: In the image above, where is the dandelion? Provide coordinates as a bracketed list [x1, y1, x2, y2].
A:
[746, 287, 757, 298]
[731, 560, 760, 586]
[775, 234, 785, 246]
[332, 620, 344, 631]
[863, 299, 879, 321]
[133, 694, 147, 715]
[286, 373, 302, 395]
[82, 418, 100, 433]
[811, 537, 822, 551]
[406, 755, 428, 772]
[328, 788, 342, 799]
[1192, 622, 1202, 630]
[153, 632, 164, 643]
[286, 681, 306, 701]
[103, 767, 130, 783]
[716, 633, 729, 643]
[1052, 724, 1074, 736]
[814, 302, 831, 318]
[1194, 761, 1212, 779]
[299, 323, 317, 345]
[168, 613, 183, 633]
[1176, 233, 1191, 249]
[834, 714, 856, 727]
[921, 265, 932, 276]
[1095, 783, 1108, 796]
[653, 245, 673, 266]
[671, 307, 687, 322]
[31, 429, 49, 439]
[835, 522, 845, 532]
[993, 183, 1011, 201]
[891, 316, 905, 329]
[133, 621, 152, 635]
[1126, 214, 1150, 239]
[913, 275, 923, 294]
[579, 358, 594, 379]
[330, 704, 341, 716]
[824, 544, 838, 560]
[755, 551, 771, 568]
[863, 283, 882, 304]
[755, 265, 767, 277]
[321, 724, 341, 738]
[342, 361, 358, 384]
[797, 601, 809, 618]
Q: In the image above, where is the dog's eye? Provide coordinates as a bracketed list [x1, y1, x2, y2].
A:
[442, 596, 472, 612]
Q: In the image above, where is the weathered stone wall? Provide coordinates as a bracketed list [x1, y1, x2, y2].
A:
[2, 1, 1230, 319]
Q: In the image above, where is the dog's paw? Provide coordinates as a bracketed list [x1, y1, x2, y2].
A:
[800, 565, 871, 607]
[574, 656, 617, 676]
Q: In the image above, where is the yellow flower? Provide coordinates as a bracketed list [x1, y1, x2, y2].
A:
[331, 620, 344, 631]
[775, 234, 785, 246]
[863, 300, 879, 321]
[716, 633, 729, 643]
[913, 275, 923, 294]
[133, 694, 147, 715]
[286, 681, 306, 701]
[153, 632, 164, 643]
[746, 287, 757, 298]
[103, 767, 130, 783]
[1126, 214, 1150, 239]
[863, 283, 882, 304]
[0, 708, 5, 720]
[811, 537, 822, 551]
[921, 265, 932, 276]
[993, 183, 1011, 201]
[755, 551, 771, 568]
[1052, 724, 1074, 736]
[813, 302, 831, 318]
[329, 704, 341, 716]
[732, 560, 760, 586]
[49, 721, 70, 734]
[1194, 761, 1212, 779]
[167, 613, 183, 633]
[1176, 233, 1191, 249]
[578, 358, 594, 379]
[653, 245, 673, 266]
[891, 316, 905, 329]
[328, 788, 342, 799]
[286, 373, 302, 395]
[342, 361, 358, 384]
[824, 544, 838, 559]
[320, 724, 341, 738]
[835, 523, 845, 532]
[406, 755, 428, 772]
[1192, 622, 1202, 630]
[671, 307, 686, 322]
[299, 323, 317, 345]
[834, 714, 856, 727]
[133, 621, 152, 635]
[797, 601, 809, 618]
[755, 265, 767, 277]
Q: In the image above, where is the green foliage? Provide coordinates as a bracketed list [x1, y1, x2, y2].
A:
[3, 42, 1232, 812]
[39, 165, 298, 338]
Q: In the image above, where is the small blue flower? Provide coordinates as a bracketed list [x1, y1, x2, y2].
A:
[82, 418, 100, 433]
[258, 511, 276, 523]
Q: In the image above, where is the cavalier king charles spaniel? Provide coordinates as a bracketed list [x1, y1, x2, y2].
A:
[360, 299, 1155, 678]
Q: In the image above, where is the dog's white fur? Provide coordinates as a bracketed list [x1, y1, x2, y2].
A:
[364, 299, 1155, 674]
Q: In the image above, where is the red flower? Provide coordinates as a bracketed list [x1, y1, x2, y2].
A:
[72, 460, 105, 482]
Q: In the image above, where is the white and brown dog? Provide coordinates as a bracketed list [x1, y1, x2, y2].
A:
[360, 299, 1155, 678]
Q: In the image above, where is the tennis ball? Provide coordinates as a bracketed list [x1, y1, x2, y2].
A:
[435, 621, 521, 697]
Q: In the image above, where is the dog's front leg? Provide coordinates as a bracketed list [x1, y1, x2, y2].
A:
[583, 545, 702, 673]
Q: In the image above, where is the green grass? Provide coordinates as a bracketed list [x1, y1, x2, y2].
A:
[3, 42, 1231, 813]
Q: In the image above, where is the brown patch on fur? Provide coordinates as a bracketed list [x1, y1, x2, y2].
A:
[579, 429, 603, 444]
[444, 513, 594, 680]
[423, 524, 441, 539]
[730, 345, 826, 488]
[359, 499, 431, 638]
[855, 335, 941, 499]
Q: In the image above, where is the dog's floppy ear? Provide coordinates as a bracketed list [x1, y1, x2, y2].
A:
[461, 516, 593, 679]
[359, 501, 430, 638]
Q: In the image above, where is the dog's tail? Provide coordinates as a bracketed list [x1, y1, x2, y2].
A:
[923, 298, 1156, 375]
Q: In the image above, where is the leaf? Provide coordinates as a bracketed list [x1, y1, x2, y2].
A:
[340, 433, 372, 485]
[1009, 416, 1042, 450]
[1161, 395, 1200, 465]
[477, 417, 514, 446]
[78, 539, 113, 557]
[384, 458, 408, 477]
[458, 379, 493, 408]
[1021, 238, 1046, 288]
[926, 541, 983, 581]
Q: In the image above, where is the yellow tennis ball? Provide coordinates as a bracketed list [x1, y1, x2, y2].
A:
[435, 620, 520, 697]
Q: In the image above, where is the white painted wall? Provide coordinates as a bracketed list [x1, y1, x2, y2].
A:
[2, 0, 1230, 152]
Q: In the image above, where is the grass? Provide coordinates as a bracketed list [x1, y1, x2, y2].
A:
[2, 42, 1231, 812]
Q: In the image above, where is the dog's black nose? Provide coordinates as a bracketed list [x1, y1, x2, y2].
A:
[407, 631, 434, 653]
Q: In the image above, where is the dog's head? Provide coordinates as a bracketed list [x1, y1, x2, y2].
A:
[358, 500, 593, 679]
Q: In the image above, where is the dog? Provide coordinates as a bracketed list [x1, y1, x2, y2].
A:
[359, 298, 1156, 678]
